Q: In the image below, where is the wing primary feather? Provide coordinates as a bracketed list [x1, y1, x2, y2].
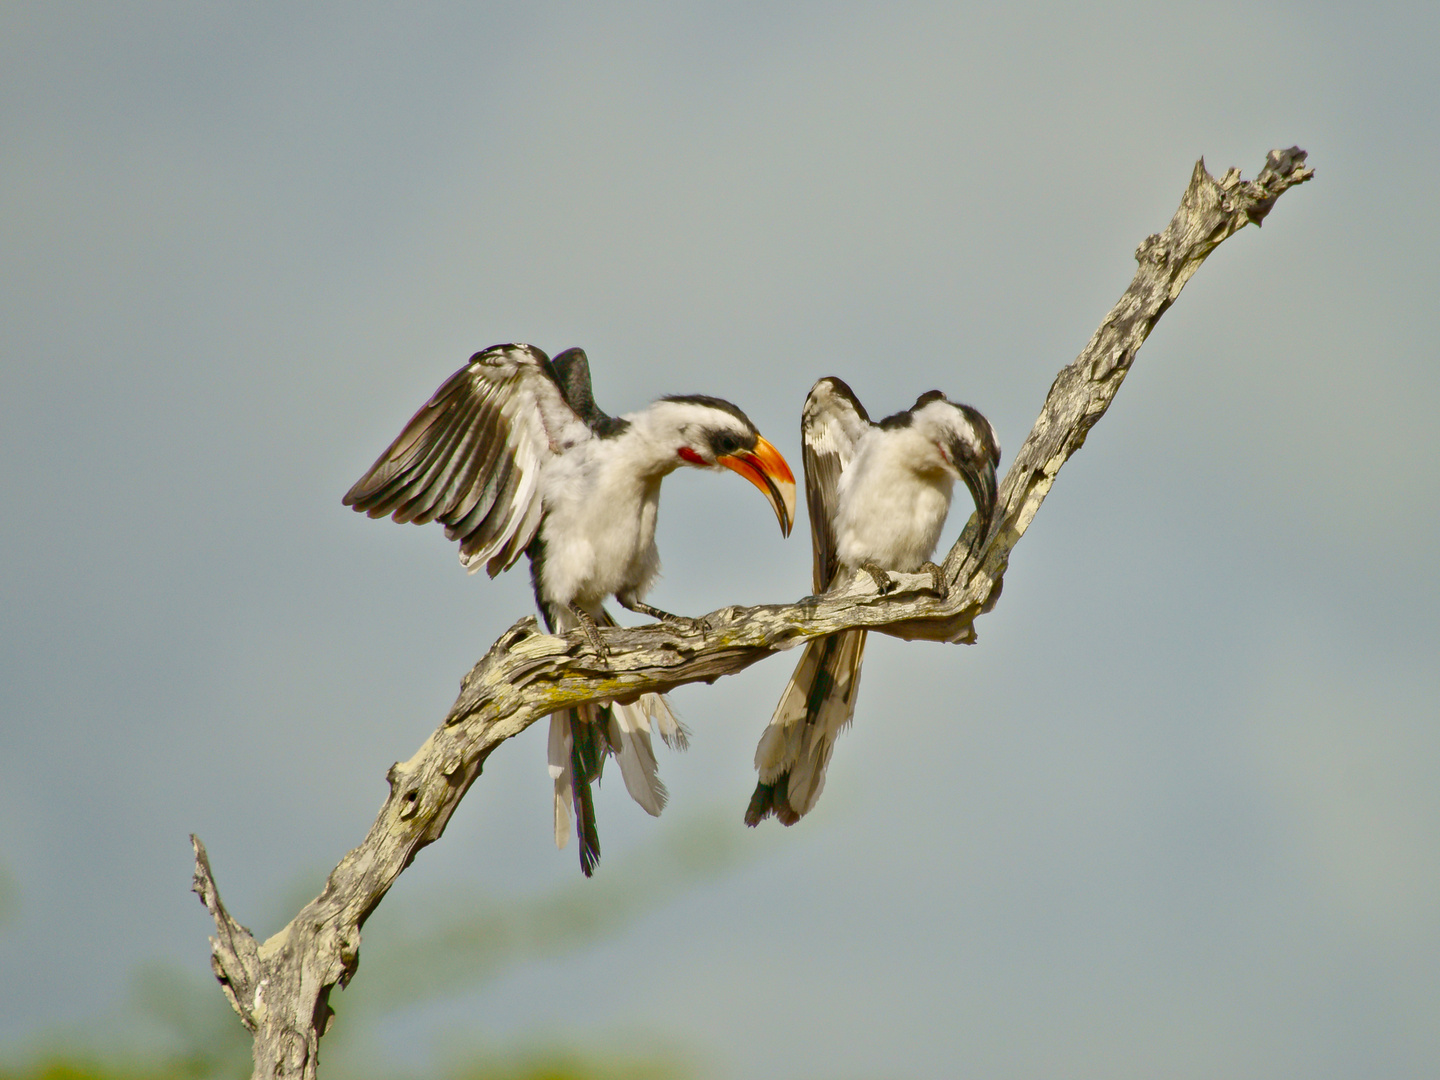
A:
[389, 397, 482, 524]
[460, 455, 526, 568]
[344, 366, 479, 508]
[431, 404, 503, 520]
[443, 419, 510, 540]
[418, 395, 493, 519]
[485, 480, 545, 576]
[348, 390, 475, 520]
[452, 454, 516, 557]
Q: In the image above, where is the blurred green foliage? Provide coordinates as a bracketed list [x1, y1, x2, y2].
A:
[0, 812, 761, 1080]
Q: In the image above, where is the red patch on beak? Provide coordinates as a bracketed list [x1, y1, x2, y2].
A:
[677, 447, 706, 466]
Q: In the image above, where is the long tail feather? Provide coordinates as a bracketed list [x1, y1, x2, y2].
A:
[549, 711, 573, 850]
[646, 692, 691, 751]
[545, 606, 689, 874]
[608, 700, 667, 816]
[570, 704, 608, 876]
[747, 629, 866, 826]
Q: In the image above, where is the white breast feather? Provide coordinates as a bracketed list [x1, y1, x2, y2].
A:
[833, 428, 955, 572]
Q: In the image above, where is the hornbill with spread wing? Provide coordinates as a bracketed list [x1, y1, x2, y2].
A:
[344, 343, 796, 874]
[745, 376, 999, 827]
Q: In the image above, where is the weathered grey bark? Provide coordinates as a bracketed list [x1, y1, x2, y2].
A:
[192, 147, 1313, 1079]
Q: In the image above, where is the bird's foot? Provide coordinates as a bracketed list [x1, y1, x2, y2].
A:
[668, 612, 712, 636]
[569, 604, 610, 660]
[920, 561, 948, 599]
[619, 598, 710, 637]
[860, 561, 895, 595]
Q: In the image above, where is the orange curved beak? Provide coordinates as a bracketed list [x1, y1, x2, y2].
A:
[718, 435, 796, 537]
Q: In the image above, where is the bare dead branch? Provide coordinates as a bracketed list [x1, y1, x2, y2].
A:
[193, 147, 1312, 1079]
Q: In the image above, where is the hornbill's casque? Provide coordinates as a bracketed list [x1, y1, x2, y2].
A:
[344, 343, 796, 875]
[745, 376, 999, 827]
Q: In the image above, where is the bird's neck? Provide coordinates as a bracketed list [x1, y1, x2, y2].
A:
[613, 408, 694, 478]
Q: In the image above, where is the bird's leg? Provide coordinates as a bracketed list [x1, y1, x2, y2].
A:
[860, 561, 895, 595]
[568, 603, 610, 659]
[618, 595, 709, 636]
[919, 561, 948, 598]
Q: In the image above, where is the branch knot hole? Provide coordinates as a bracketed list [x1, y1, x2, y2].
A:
[498, 617, 537, 652]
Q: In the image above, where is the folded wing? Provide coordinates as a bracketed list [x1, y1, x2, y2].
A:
[801, 377, 872, 591]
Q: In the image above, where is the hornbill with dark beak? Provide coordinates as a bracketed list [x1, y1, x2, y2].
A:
[344, 343, 796, 874]
[745, 376, 999, 827]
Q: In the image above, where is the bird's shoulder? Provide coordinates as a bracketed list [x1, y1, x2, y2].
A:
[802, 376, 872, 459]
[454, 343, 593, 454]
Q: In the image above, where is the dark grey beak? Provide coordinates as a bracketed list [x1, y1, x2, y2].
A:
[961, 457, 998, 550]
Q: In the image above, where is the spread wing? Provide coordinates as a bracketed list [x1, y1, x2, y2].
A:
[802, 377, 871, 591]
[343, 343, 591, 577]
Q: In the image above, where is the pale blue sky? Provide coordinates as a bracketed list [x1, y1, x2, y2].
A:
[2, 3, 1437, 1077]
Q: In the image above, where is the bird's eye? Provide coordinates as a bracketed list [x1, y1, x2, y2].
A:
[710, 432, 744, 457]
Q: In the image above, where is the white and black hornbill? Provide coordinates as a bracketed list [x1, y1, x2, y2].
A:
[745, 376, 1000, 827]
[344, 343, 796, 874]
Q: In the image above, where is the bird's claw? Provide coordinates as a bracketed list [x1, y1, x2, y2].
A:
[860, 562, 895, 595]
[920, 561, 948, 599]
[586, 628, 611, 659]
[665, 613, 710, 636]
[619, 597, 708, 637]
[569, 605, 611, 661]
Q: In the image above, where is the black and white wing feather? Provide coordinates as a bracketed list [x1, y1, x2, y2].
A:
[801, 377, 872, 592]
[343, 343, 590, 577]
